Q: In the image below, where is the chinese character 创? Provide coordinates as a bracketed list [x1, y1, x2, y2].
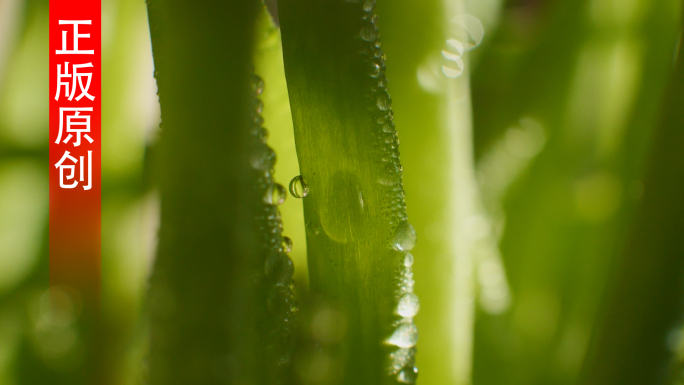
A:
[55, 150, 92, 190]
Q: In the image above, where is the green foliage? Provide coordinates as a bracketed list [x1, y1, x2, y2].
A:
[145, 1, 278, 384]
[278, 1, 416, 384]
[580, 21, 684, 385]
[0, 1, 684, 385]
[379, 0, 491, 382]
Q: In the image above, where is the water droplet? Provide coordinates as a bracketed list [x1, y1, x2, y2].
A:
[374, 39, 382, 49]
[265, 253, 294, 279]
[282, 237, 293, 253]
[451, 14, 484, 49]
[360, 24, 378, 42]
[254, 114, 265, 126]
[397, 293, 420, 318]
[392, 221, 416, 252]
[363, 0, 375, 12]
[264, 183, 287, 205]
[370, 62, 382, 78]
[379, 163, 401, 186]
[416, 55, 445, 93]
[442, 50, 462, 64]
[264, 254, 277, 275]
[389, 348, 416, 375]
[440, 38, 467, 79]
[403, 253, 414, 267]
[255, 99, 264, 114]
[256, 127, 269, 143]
[386, 321, 418, 348]
[289, 175, 309, 198]
[397, 366, 418, 384]
[253, 75, 265, 95]
[442, 62, 464, 78]
[251, 146, 276, 170]
[383, 122, 395, 133]
[376, 93, 391, 111]
[402, 267, 415, 293]
[445, 39, 465, 56]
[369, 13, 379, 25]
[306, 220, 321, 236]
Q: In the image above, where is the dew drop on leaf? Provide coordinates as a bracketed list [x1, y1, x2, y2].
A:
[451, 14, 484, 50]
[254, 114, 265, 126]
[377, 92, 391, 111]
[378, 78, 387, 88]
[305, 220, 321, 236]
[389, 348, 416, 375]
[281, 237, 293, 253]
[264, 183, 287, 205]
[445, 39, 465, 56]
[397, 293, 420, 318]
[370, 62, 382, 78]
[383, 122, 395, 133]
[255, 98, 264, 114]
[253, 74, 265, 95]
[386, 321, 419, 348]
[265, 253, 294, 279]
[363, 0, 375, 12]
[442, 60, 464, 78]
[252, 126, 269, 143]
[392, 221, 416, 252]
[379, 163, 401, 186]
[397, 366, 418, 384]
[360, 24, 378, 42]
[289, 175, 309, 198]
[251, 146, 276, 170]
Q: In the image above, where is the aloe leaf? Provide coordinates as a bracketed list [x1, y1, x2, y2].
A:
[145, 1, 296, 384]
[278, 0, 418, 384]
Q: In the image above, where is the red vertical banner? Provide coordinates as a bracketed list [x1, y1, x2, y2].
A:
[49, 1, 101, 306]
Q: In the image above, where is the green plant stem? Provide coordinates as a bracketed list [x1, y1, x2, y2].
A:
[442, 2, 482, 384]
[461, 0, 682, 383]
[379, 0, 486, 383]
[253, 9, 309, 290]
[144, 1, 278, 384]
[579, 20, 684, 385]
[278, 1, 413, 384]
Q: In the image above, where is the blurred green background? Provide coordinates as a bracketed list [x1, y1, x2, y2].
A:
[0, 0, 683, 384]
